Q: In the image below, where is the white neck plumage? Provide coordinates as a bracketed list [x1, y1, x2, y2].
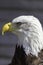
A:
[12, 16, 43, 57]
[17, 21, 43, 57]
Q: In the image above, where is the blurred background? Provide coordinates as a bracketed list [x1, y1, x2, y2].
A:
[0, 0, 43, 65]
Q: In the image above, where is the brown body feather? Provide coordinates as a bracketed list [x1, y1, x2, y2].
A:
[8, 44, 43, 65]
[9, 45, 27, 65]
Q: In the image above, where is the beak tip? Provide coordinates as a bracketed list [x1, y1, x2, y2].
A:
[2, 32, 4, 36]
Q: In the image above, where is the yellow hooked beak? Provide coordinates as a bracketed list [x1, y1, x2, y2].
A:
[2, 22, 12, 35]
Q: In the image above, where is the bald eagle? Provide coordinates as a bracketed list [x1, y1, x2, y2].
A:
[2, 16, 43, 65]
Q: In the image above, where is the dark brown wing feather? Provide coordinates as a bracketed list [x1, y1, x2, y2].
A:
[9, 45, 27, 65]
[8, 44, 43, 65]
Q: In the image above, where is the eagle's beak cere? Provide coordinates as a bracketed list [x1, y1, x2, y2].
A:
[2, 22, 12, 35]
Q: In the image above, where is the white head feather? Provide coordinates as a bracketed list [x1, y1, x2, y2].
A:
[12, 15, 43, 57]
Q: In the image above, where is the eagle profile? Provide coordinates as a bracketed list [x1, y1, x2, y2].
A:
[2, 16, 43, 65]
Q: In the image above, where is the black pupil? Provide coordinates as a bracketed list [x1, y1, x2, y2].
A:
[16, 22, 22, 25]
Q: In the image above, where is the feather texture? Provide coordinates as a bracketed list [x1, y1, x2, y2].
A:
[12, 16, 43, 57]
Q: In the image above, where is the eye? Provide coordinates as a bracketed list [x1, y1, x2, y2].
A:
[16, 22, 22, 26]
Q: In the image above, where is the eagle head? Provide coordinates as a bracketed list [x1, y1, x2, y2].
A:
[2, 16, 43, 57]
